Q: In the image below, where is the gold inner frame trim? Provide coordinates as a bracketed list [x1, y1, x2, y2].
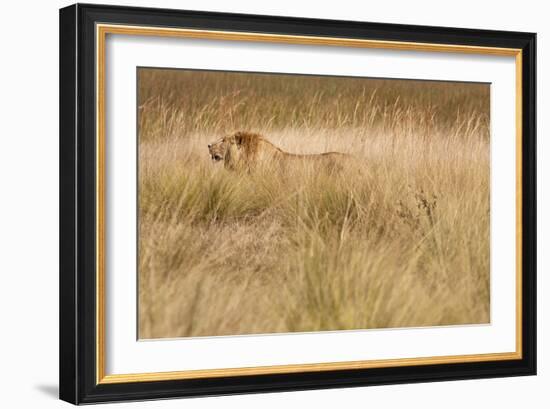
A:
[96, 23, 523, 385]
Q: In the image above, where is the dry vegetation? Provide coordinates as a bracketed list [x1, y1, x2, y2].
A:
[138, 68, 490, 339]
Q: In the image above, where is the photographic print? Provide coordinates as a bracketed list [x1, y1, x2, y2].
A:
[137, 68, 490, 339]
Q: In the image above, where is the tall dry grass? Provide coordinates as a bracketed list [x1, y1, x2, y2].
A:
[138, 68, 490, 339]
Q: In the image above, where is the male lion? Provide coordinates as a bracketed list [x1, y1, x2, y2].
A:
[208, 131, 349, 172]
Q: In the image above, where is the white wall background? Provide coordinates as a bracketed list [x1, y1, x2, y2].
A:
[0, 0, 546, 407]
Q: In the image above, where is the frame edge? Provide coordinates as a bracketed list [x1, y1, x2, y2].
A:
[59, 3, 78, 405]
[520, 32, 537, 376]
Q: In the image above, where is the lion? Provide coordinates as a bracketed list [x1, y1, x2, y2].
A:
[208, 131, 350, 172]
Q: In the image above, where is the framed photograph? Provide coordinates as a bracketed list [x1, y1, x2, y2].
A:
[59, 3, 536, 404]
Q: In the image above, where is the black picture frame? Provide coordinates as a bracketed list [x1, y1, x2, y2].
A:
[60, 3, 536, 404]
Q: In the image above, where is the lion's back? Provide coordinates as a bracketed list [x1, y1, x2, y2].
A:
[230, 131, 354, 172]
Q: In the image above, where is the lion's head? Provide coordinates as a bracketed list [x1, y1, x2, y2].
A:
[207, 135, 232, 163]
[208, 131, 262, 170]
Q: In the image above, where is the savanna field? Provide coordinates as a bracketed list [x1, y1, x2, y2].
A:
[137, 68, 490, 339]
